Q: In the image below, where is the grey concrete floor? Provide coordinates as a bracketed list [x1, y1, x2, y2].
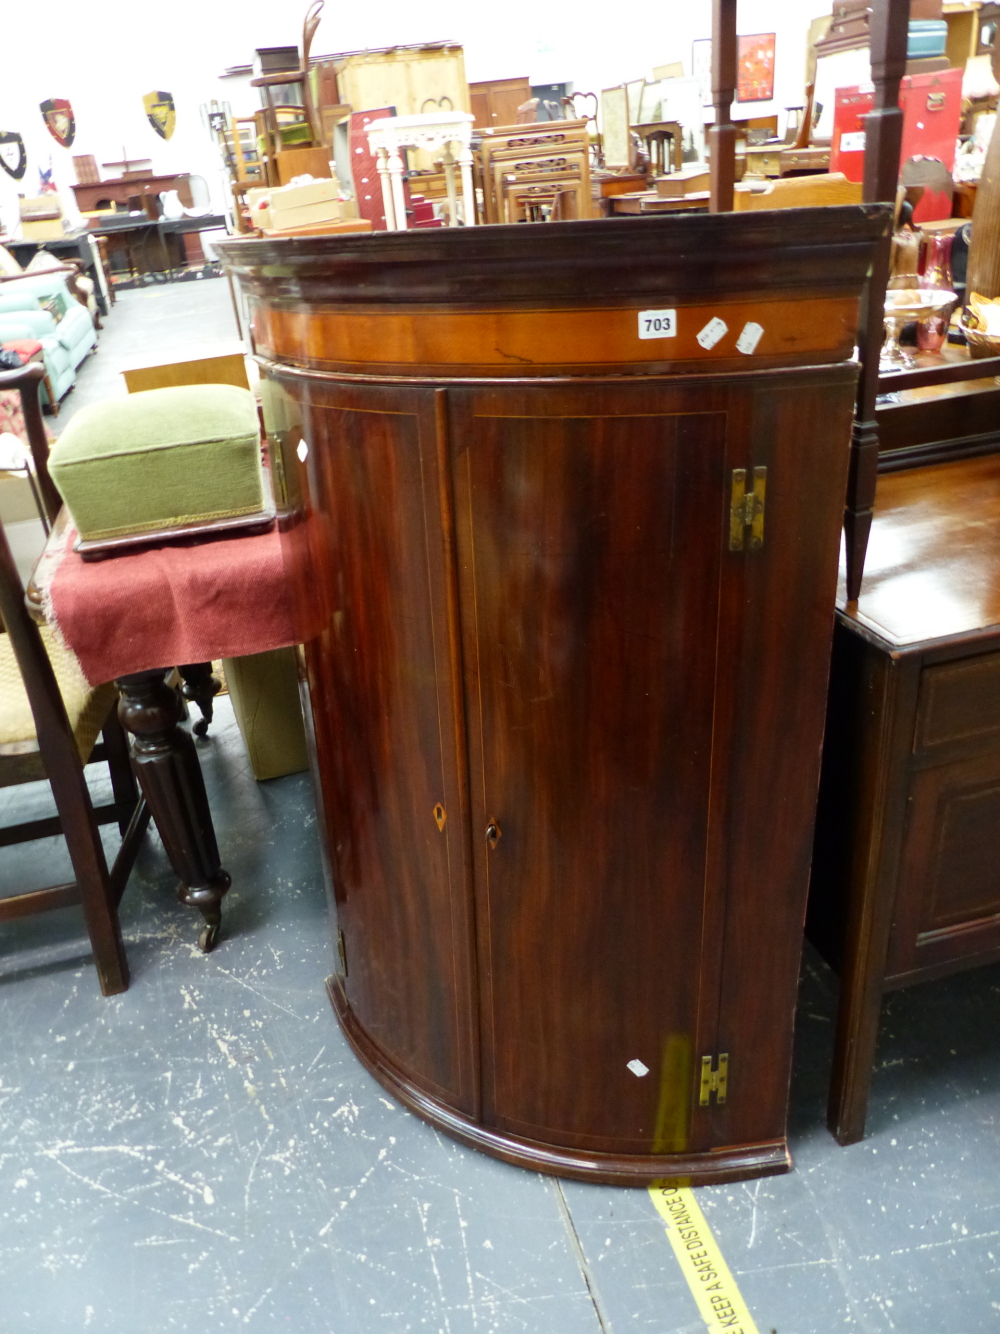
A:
[52, 274, 245, 432]
[2, 280, 999, 1333]
[4, 274, 244, 584]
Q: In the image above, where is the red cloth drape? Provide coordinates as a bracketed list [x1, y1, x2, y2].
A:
[43, 521, 296, 684]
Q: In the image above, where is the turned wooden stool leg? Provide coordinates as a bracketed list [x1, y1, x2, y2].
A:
[178, 661, 222, 737]
[116, 669, 231, 951]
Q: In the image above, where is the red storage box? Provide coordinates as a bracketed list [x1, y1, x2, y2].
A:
[831, 86, 873, 184]
[899, 67, 962, 221]
[831, 66, 962, 221]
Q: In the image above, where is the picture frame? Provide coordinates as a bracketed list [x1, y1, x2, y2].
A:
[637, 81, 662, 125]
[600, 85, 630, 167]
[737, 33, 776, 103]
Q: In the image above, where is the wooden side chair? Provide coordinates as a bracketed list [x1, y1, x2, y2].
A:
[0, 361, 149, 994]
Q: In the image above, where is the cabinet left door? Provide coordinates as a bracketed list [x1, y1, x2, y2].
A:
[266, 375, 480, 1115]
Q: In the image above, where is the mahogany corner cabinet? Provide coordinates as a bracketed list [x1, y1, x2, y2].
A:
[218, 209, 888, 1187]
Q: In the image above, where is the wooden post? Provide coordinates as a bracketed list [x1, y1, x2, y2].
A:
[966, 112, 1000, 301]
[844, 0, 910, 602]
[709, 0, 737, 213]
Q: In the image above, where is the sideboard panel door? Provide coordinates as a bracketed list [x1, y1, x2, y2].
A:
[297, 385, 477, 1112]
[452, 389, 732, 1152]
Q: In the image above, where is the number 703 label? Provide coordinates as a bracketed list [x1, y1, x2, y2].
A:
[638, 309, 677, 339]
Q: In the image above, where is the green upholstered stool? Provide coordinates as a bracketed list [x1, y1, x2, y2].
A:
[48, 384, 266, 553]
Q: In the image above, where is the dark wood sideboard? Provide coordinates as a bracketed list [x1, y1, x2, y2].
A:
[810, 454, 1000, 1145]
[217, 208, 888, 1186]
[71, 173, 193, 214]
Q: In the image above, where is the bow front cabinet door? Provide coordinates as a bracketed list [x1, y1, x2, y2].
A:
[220, 208, 887, 1184]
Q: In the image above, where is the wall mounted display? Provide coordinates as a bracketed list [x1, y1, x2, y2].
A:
[737, 33, 776, 103]
[40, 99, 75, 148]
[0, 131, 26, 180]
[143, 91, 176, 140]
[692, 38, 713, 107]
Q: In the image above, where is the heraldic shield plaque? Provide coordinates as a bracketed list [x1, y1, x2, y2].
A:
[0, 132, 26, 180]
[143, 91, 176, 141]
[40, 99, 75, 148]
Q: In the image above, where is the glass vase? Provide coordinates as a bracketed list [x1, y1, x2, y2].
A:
[917, 233, 955, 352]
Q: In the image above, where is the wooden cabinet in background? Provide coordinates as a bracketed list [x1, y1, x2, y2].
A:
[810, 456, 1000, 1146]
[219, 207, 886, 1186]
[334, 42, 471, 117]
[469, 77, 531, 129]
[72, 174, 193, 213]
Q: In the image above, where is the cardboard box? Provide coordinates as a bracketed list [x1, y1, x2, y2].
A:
[19, 195, 63, 240]
[21, 218, 65, 240]
[19, 196, 61, 221]
[245, 186, 273, 230]
[269, 179, 342, 230]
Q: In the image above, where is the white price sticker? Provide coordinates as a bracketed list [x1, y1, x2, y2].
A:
[696, 316, 728, 350]
[736, 321, 764, 355]
[638, 309, 677, 340]
[840, 130, 866, 153]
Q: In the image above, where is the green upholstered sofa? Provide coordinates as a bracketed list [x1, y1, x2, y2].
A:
[0, 289, 96, 406]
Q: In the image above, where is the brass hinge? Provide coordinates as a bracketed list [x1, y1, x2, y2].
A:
[699, 1053, 729, 1106]
[729, 467, 767, 552]
[337, 927, 348, 977]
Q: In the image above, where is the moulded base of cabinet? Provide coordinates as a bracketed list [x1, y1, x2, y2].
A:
[327, 976, 792, 1188]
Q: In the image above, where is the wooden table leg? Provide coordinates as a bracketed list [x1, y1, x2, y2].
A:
[178, 661, 222, 737]
[823, 645, 918, 1146]
[116, 669, 231, 951]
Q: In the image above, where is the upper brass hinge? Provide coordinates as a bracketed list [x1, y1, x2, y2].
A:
[729, 466, 767, 552]
[699, 1052, 729, 1106]
[337, 927, 348, 977]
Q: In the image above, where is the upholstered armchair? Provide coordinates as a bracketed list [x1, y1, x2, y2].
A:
[0, 289, 96, 408]
[0, 243, 101, 326]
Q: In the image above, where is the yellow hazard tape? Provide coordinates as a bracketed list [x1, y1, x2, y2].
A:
[649, 1185, 760, 1334]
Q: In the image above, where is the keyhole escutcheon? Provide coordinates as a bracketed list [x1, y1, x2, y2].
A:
[486, 820, 501, 849]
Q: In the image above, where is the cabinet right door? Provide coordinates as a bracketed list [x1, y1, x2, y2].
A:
[451, 370, 854, 1158]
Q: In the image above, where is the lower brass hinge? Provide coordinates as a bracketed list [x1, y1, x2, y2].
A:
[337, 927, 348, 977]
[699, 1053, 729, 1106]
[729, 467, 766, 552]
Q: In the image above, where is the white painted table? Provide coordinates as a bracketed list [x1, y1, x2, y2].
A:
[366, 112, 476, 231]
